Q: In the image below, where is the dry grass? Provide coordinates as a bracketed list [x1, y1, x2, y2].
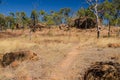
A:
[0, 39, 36, 54]
[0, 27, 120, 80]
[95, 37, 120, 48]
[0, 28, 120, 64]
[0, 62, 32, 80]
[0, 29, 74, 80]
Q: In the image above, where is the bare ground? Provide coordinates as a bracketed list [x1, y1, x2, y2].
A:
[47, 46, 120, 80]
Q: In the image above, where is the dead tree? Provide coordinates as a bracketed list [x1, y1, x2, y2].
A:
[86, 0, 101, 38]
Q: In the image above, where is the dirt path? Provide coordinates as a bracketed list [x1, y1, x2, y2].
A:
[49, 45, 81, 80]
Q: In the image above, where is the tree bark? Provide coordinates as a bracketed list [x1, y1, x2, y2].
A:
[29, 30, 32, 40]
[108, 22, 110, 37]
[87, 0, 101, 38]
[94, 1, 101, 38]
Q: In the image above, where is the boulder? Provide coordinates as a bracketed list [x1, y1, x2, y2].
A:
[1, 50, 38, 67]
[74, 17, 97, 29]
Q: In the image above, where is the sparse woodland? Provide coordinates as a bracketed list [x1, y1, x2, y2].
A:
[0, 0, 120, 80]
[0, 0, 119, 31]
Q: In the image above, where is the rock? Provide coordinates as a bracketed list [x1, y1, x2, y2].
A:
[84, 61, 120, 80]
[1, 50, 38, 67]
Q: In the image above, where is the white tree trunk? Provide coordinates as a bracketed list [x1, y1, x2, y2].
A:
[86, 0, 101, 38]
[94, 0, 101, 38]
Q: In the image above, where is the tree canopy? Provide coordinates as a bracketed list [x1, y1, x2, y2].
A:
[0, 0, 119, 31]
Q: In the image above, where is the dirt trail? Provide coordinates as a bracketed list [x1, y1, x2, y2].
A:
[49, 45, 81, 80]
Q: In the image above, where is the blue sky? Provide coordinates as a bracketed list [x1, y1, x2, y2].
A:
[0, 0, 88, 16]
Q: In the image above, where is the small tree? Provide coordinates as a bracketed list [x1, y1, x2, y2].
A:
[59, 8, 71, 24]
[8, 13, 15, 30]
[77, 7, 86, 18]
[39, 10, 45, 22]
[99, 0, 115, 37]
[16, 12, 21, 26]
[45, 15, 55, 28]
[21, 12, 27, 28]
[104, 13, 112, 37]
[0, 14, 6, 31]
[112, 0, 120, 26]
[31, 10, 39, 26]
[6, 16, 15, 29]
[52, 12, 62, 25]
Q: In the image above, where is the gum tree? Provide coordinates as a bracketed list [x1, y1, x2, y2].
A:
[86, 0, 101, 38]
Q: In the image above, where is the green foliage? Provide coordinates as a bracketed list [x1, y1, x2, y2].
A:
[31, 10, 39, 26]
[0, 0, 120, 30]
[59, 8, 71, 23]
[6, 16, 15, 28]
[44, 15, 55, 26]
[0, 14, 6, 30]
[40, 10, 45, 16]
[21, 12, 28, 27]
[52, 12, 62, 25]
[77, 7, 85, 17]
[112, 0, 120, 10]
[9, 12, 15, 17]
[11, 24, 15, 30]
[77, 7, 95, 18]
[39, 10, 46, 22]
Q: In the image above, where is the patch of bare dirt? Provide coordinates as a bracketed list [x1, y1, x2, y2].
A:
[39, 43, 120, 80]
[49, 44, 81, 80]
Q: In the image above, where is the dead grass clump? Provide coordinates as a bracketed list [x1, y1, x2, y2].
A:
[108, 43, 120, 48]
[1, 50, 38, 67]
[84, 61, 120, 80]
[43, 39, 62, 43]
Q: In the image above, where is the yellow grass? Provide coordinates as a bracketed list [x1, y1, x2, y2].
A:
[0, 28, 120, 80]
[0, 28, 120, 54]
[96, 37, 120, 48]
[0, 39, 36, 54]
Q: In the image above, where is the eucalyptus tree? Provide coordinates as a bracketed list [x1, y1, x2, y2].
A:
[39, 10, 46, 22]
[21, 12, 26, 26]
[102, 0, 113, 37]
[31, 10, 39, 26]
[59, 8, 71, 24]
[9, 12, 15, 18]
[77, 7, 86, 17]
[29, 10, 39, 40]
[8, 12, 16, 30]
[86, 0, 101, 38]
[52, 12, 62, 25]
[16, 12, 20, 22]
[0, 14, 6, 31]
[112, 0, 120, 26]
[6, 16, 15, 30]
[77, 7, 95, 18]
[44, 14, 55, 27]
[98, 0, 119, 37]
